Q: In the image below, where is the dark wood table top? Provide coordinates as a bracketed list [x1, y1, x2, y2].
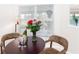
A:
[5, 36, 45, 54]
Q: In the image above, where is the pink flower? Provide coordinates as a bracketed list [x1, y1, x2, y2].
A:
[33, 19, 37, 24]
[37, 20, 41, 24]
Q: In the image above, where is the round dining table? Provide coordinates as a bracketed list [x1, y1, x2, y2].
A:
[5, 36, 45, 54]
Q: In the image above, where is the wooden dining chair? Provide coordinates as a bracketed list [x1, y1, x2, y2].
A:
[40, 35, 68, 54]
[0, 32, 21, 54]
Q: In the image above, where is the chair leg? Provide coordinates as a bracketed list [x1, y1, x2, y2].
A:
[50, 41, 52, 48]
[1, 46, 3, 54]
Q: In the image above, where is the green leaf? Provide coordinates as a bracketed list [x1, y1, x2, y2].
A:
[23, 30, 27, 36]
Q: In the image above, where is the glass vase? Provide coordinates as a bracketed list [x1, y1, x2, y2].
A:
[32, 31, 37, 42]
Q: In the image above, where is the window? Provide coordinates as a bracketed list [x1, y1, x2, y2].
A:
[18, 4, 53, 37]
[70, 5, 79, 27]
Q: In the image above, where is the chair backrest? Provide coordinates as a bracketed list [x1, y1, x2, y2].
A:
[0, 33, 21, 54]
[1, 33, 21, 42]
[45, 35, 68, 54]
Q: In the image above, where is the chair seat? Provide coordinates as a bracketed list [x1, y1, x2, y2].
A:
[40, 48, 59, 54]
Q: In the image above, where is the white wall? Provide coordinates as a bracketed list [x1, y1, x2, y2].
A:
[0, 5, 18, 36]
[53, 4, 79, 53]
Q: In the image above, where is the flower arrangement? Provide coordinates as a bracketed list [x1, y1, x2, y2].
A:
[26, 19, 42, 32]
[25, 19, 42, 42]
